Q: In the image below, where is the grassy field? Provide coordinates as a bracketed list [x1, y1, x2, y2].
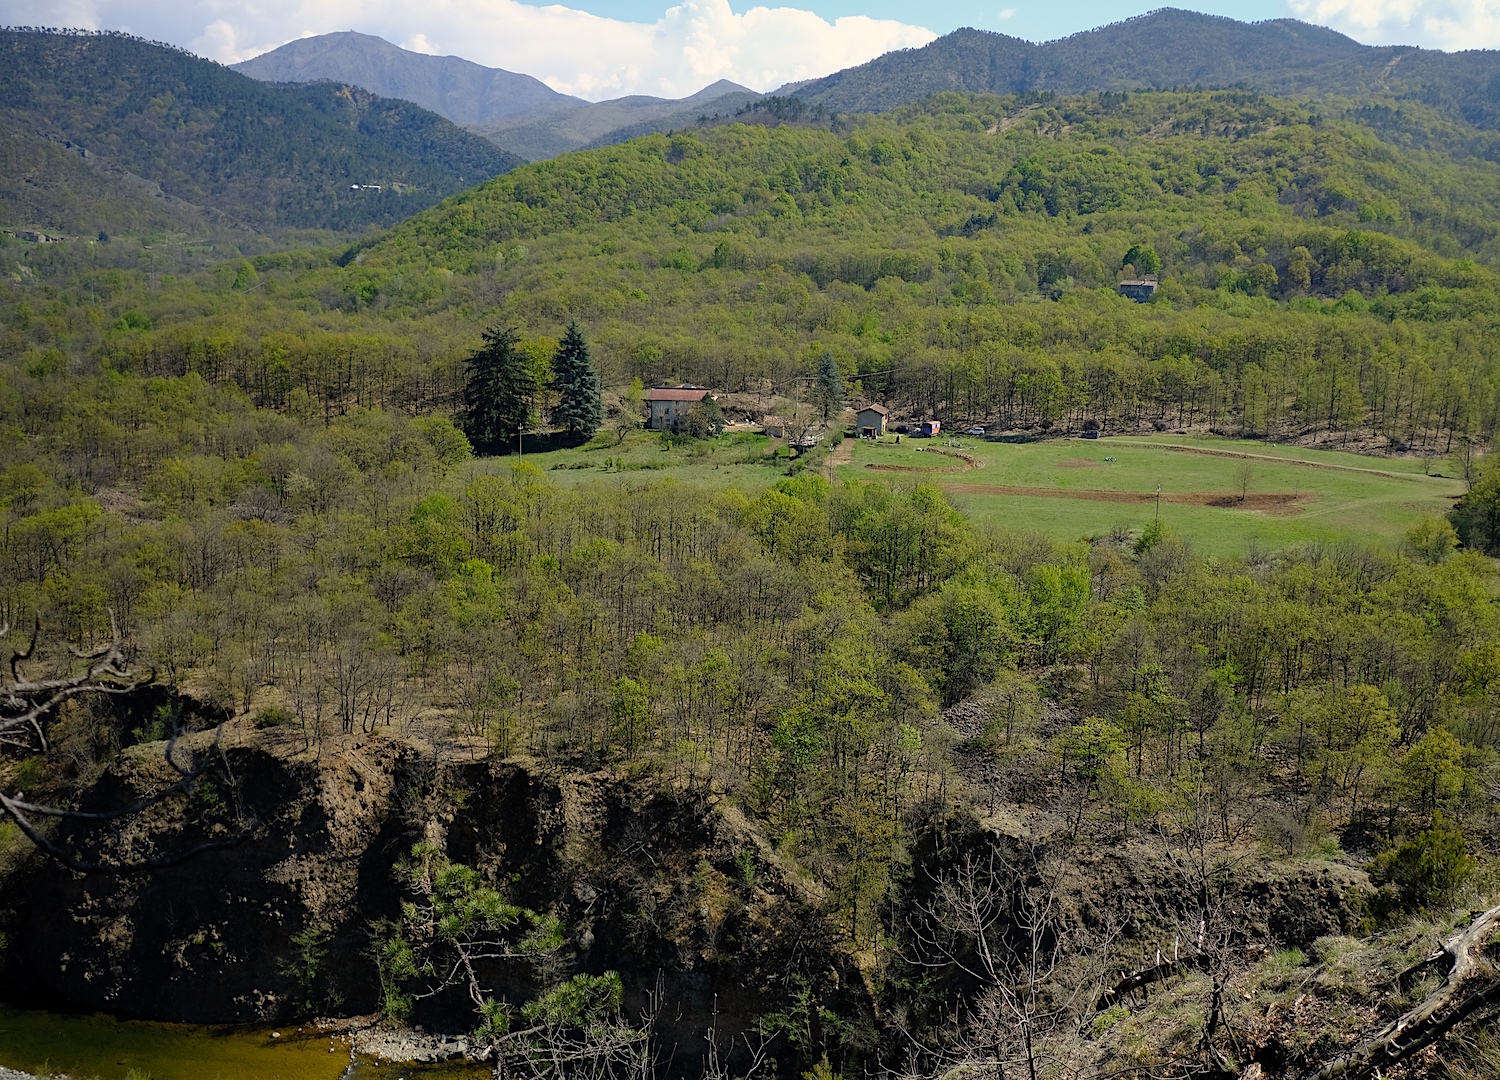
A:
[453, 428, 1464, 558]
[457, 428, 788, 490]
[837, 433, 1464, 557]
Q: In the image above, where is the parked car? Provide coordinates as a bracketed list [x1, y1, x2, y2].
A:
[967, 426, 985, 436]
[893, 424, 909, 434]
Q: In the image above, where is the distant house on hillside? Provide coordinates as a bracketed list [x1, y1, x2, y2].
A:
[647, 385, 711, 431]
[762, 415, 786, 438]
[1117, 275, 1158, 302]
[856, 404, 889, 438]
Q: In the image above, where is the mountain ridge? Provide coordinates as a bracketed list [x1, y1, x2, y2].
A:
[789, 8, 1500, 130]
[233, 32, 766, 161]
[470, 79, 763, 161]
[0, 29, 522, 234]
[233, 31, 585, 127]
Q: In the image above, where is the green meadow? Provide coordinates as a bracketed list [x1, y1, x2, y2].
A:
[460, 428, 1462, 558]
[838, 434, 1464, 557]
[457, 429, 786, 489]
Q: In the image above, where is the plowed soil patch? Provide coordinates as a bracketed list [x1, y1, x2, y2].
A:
[942, 485, 1309, 514]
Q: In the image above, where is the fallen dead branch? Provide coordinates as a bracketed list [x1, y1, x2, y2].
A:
[1096, 952, 1216, 1012]
[1305, 902, 1500, 1079]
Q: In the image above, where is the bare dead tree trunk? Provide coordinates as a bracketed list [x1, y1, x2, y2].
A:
[1, 614, 245, 872]
[1306, 902, 1500, 1080]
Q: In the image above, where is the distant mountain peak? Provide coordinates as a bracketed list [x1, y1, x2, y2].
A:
[684, 79, 755, 101]
[234, 32, 584, 128]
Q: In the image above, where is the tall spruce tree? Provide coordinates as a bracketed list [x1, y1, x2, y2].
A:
[816, 351, 845, 420]
[551, 321, 603, 439]
[463, 325, 535, 454]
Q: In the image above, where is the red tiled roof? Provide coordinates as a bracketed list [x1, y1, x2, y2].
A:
[646, 387, 711, 402]
[858, 404, 889, 415]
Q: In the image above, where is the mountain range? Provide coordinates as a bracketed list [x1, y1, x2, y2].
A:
[229, 13, 1500, 165]
[232, 31, 585, 128]
[10, 11, 1500, 242]
[0, 29, 522, 237]
[235, 33, 765, 161]
[789, 9, 1500, 132]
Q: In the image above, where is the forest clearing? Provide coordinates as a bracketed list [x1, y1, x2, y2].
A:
[843, 435, 1465, 555]
[450, 427, 1465, 557]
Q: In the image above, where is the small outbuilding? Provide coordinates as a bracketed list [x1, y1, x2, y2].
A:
[1117, 275, 1158, 302]
[856, 404, 889, 438]
[920, 420, 941, 438]
[647, 385, 711, 431]
[762, 415, 786, 438]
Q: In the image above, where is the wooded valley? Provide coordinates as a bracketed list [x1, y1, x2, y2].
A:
[9, 39, 1500, 1077]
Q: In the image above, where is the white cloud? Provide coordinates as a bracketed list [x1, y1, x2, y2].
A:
[401, 33, 441, 55]
[4, 0, 935, 100]
[1287, 0, 1500, 48]
[998, 7, 1016, 19]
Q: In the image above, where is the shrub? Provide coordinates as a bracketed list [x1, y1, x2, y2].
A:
[1367, 813, 1475, 916]
[254, 706, 294, 729]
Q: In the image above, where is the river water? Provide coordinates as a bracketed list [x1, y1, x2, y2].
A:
[0, 1006, 489, 1080]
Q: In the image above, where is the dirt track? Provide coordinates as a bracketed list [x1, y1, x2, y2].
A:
[1138, 442, 1430, 480]
[941, 484, 1309, 514]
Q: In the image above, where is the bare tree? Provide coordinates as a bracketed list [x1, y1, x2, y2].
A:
[1095, 785, 1266, 1075]
[699, 996, 777, 1080]
[1234, 460, 1255, 503]
[907, 841, 1116, 1080]
[783, 405, 821, 456]
[0, 615, 240, 872]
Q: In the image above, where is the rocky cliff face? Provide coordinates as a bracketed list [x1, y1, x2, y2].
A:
[0, 734, 868, 1075]
[0, 725, 1367, 1077]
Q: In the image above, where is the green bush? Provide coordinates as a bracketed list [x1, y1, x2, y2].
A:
[1367, 813, 1475, 916]
[254, 706, 294, 729]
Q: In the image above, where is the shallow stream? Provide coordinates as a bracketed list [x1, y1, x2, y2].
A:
[0, 1007, 488, 1080]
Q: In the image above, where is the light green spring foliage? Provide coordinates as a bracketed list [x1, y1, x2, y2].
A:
[8, 84, 1500, 963]
[10, 90, 1500, 453]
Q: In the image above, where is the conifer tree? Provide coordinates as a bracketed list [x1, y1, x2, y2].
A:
[463, 325, 535, 454]
[551, 321, 602, 439]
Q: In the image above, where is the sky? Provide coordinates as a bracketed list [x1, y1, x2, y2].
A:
[1, 0, 1496, 101]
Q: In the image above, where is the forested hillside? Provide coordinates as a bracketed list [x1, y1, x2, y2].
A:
[25, 89, 1500, 453]
[5, 323, 1500, 1078]
[792, 8, 1500, 137]
[0, 29, 520, 233]
[276, 82, 525, 180]
[14, 77, 1500, 1077]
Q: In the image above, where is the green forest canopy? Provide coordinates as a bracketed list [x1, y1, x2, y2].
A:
[10, 84, 1500, 1074]
[11, 90, 1500, 456]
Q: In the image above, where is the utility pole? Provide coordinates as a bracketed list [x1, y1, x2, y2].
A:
[1155, 482, 1162, 521]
